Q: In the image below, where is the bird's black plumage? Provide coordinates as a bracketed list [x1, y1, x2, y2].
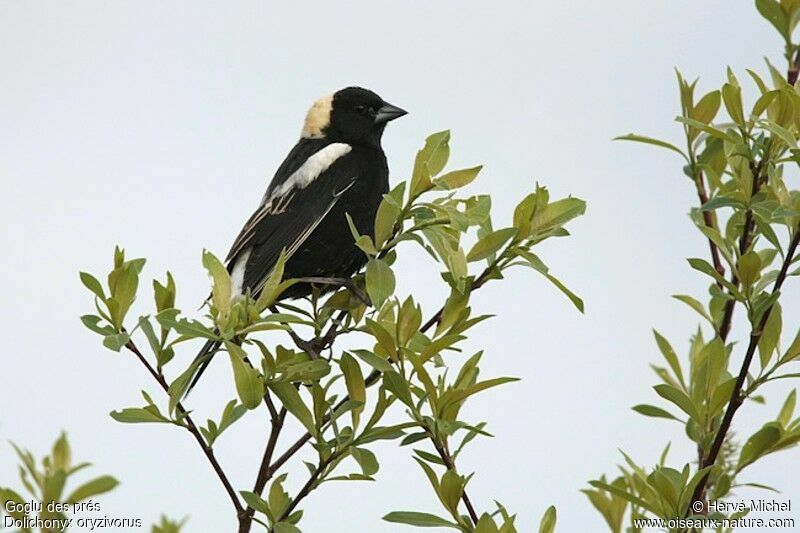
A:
[186, 87, 406, 395]
[231, 137, 387, 299]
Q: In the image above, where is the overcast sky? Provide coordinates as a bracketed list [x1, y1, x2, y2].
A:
[2, 1, 799, 532]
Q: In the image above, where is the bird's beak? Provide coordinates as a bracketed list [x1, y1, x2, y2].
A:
[374, 102, 408, 124]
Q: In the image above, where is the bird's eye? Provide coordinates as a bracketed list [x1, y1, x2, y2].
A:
[354, 105, 375, 116]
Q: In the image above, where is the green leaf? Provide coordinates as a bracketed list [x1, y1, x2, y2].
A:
[699, 195, 746, 212]
[781, 329, 800, 364]
[777, 390, 796, 427]
[65, 475, 119, 503]
[157, 311, 218, 340]
[614, 134, 687, 160]
[268, 474, 291, 520]
[340, 353, 366, 428]
[672, 294, 714, 327]
[365, 258, 395, 308]
[256, 249, 297, 312]
[759, 302, 782, 369]
[374, 192, 401, 248]
[530, 197, 586, 235]
[653, 330, 685, 387]
[753, 90, 779, 117]
[446, 248, 468, 281]
[351, 447, 379, 476]
[107, 258, 143, 327]
[383, 511, 459, 528]
[269, 381, 316, 436]
[52, 432, 71, 470]
[81, 314, 114, 336]
[80, 272, 106, 299]
[283, 359, 332, 382]
[255, 250, 292, 311]
[691, 90, 721, 125]
[435, 166, 482, 190]
[151, 515, 187, 533]
[203, 249, 232, 318]
[439, 470, 464, 516]
[102, 332, 130, 352]
[351, 349, 394, 372]
[538, 505, 557, 533]
[588, 479, 659, 515]
[167, 357, 206, 414]
[411, 131, 451, 197]
[466, 228, 517, 262]
[153, 272, 177, 312]
[738, 250, 763, 288]
[109, 407, 169, 424]
[227, 342, 265, 410]
[654, 384, 700, 421]
[273, 523, 301, 533]
[632, 404, 680, 421]
[687, 257, 740, 294]
[365, 318, 398, 361]
[475, 514, 499, 533]
[675, 116, 732, 141]
[763, 117, 798, 147]
[722, 82, 745, 125]
[219, 399, 247, 431]
[383, 371, 414, 407]
[240, 490, 270, 514]
[437, 377, 519, 416]
[544, 272, 584, 313]
[757, 0, 790, 38]
[738, 423, 782, 470]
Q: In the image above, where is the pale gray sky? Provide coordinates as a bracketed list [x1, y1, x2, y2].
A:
[1, 1, 798, 532]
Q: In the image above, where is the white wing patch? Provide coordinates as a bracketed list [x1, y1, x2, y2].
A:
[224, 144, 355, 284]
[231, 247, 252, 296]
[262, 143, 352, 207]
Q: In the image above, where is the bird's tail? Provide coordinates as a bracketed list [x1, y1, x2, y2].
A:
[184, 338, 222, 398]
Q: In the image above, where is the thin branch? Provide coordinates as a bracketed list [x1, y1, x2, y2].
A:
[788, 46, 800, 85]
[255, 408, 286, 493]
[692, 169, 726, 285]
[270, 451, 344, 530]
[687, 225, 800, 515]
[264, 390, 279, 421]
[123, 340, 245, 521]
[718, 160, 765, 342]
[239, 406, 288, 533]
[264, 427, 314, 478]
[431, 439, 479, 525]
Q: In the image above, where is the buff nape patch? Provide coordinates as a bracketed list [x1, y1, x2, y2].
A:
[302, 94, 333, 138]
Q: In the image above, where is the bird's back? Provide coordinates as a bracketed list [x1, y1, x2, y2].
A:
[280, 143, 388, 287]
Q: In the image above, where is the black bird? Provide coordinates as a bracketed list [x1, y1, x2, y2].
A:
[186, 87, 407, 394]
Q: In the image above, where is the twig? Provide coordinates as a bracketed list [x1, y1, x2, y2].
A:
[692, 170, 726, 285]
[687, 225, 800, 515]
[717, 160, 765, 343]
[239, 406, 288, 533]
[431, 439, 479, 525]
[269, 451, 345, 531]
[788, 46, 800, 85]
[123, 340, 246, 523]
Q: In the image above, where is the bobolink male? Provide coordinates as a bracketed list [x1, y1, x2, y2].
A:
[188, 87, 407, 392]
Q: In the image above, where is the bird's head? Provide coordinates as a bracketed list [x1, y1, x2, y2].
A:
[302, 87, 407, 146]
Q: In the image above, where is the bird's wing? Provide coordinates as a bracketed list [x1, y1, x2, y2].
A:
[225, 141, 357, 295]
